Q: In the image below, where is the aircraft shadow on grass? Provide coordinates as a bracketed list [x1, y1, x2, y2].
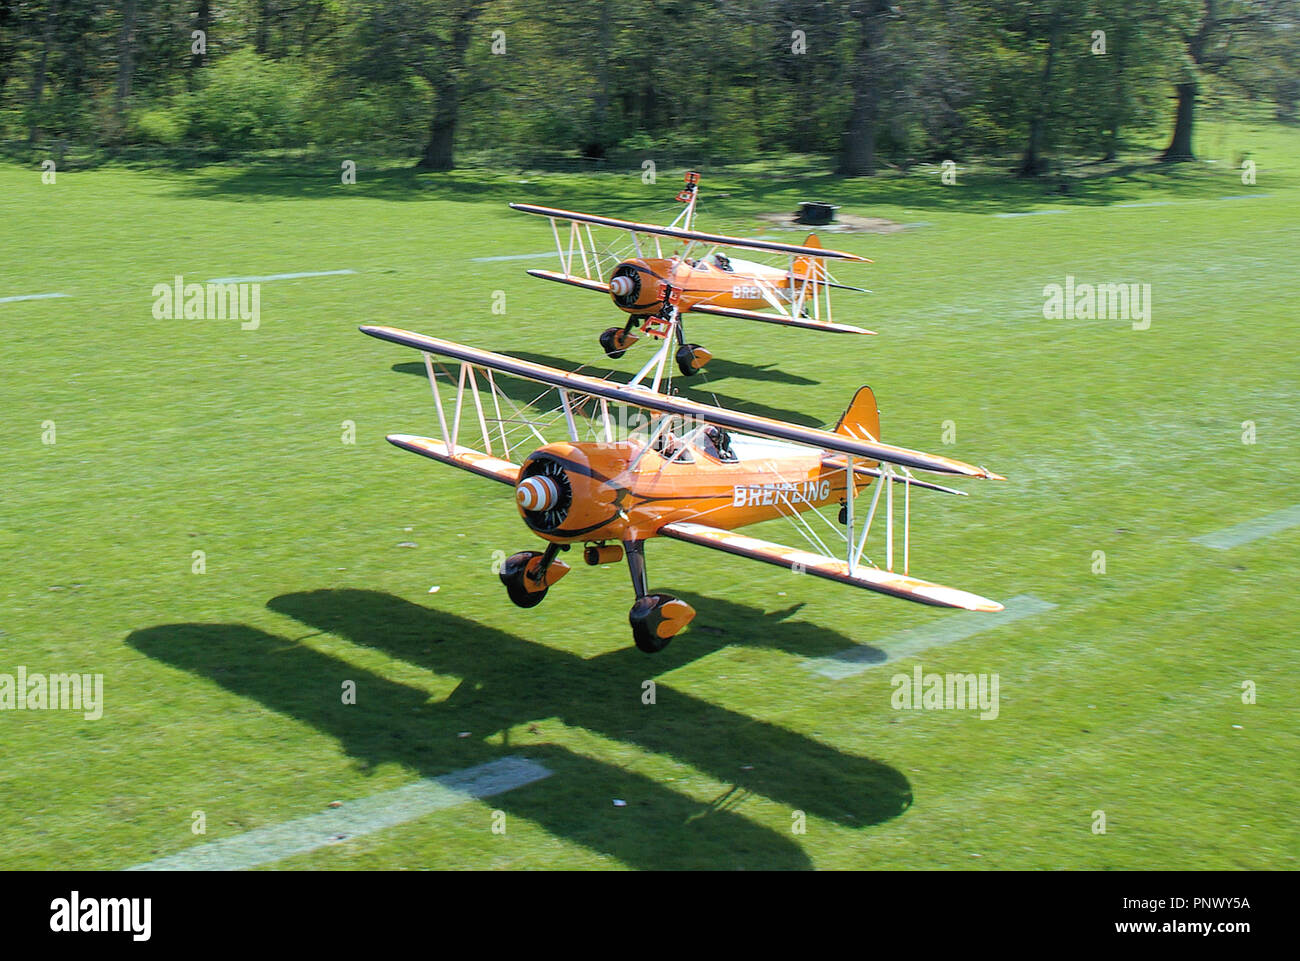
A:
[127, 590, 912, 870]
[391, 349, 825, 429]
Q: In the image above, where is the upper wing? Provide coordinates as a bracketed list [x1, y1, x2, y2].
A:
[509, 203, 870, 263]
[661, 521, 1002, 612]
[360, 325, 1001, 480]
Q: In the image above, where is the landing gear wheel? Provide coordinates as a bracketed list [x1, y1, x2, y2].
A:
[599, 327, 628, 359]
[675, 343, 711, 378]
[629, 593, 696, 653]
[500, 551, 549, 608]
[601, 326, 640, 359]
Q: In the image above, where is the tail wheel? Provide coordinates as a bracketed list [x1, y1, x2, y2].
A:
[629, 593, 696, 653]
[675, 343, 712, 378]
[500, 551, 549, 608]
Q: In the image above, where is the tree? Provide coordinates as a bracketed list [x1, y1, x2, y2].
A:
[1158, 0, 1286, 162]
[358, 0, 489, 171]
[837, 0, 900, 177]
[1015, 2, 1072, 177]
[28, 0, 59, 142]
[115, 0, 137, 122]
[191, 0, 211, 74]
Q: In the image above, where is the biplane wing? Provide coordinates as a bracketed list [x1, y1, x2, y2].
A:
[387, 434, 519, 485]
[509, 203, 870, 262]
[524, 269, 611, 295]
[360, 324, 1001, 479]
[688, 302, 875, 335]
[660, 522, 1002, 612]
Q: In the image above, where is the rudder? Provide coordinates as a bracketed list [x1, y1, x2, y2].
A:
[834, 386, 881, 443]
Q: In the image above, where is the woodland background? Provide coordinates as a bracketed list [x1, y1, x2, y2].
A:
[1, 0, 1296, 173]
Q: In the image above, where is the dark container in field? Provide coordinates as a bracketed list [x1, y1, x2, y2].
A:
[795, 202, 839, 225]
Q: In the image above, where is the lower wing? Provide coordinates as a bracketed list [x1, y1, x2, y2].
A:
[687, 303, 875, 335]
[386, 434, 519, 486]
[659, 520, 1002, 612]
[522, 270, 874, 335]
[525, 269, 611, 295]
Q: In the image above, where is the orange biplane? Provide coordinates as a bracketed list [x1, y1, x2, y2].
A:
[509, 172, 874, 378]
[362, 324, 1004, 653]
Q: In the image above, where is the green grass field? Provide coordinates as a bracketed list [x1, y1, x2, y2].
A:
[2, 120, 1297, 870]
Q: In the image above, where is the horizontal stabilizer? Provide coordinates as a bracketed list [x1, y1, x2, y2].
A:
[386, 434, 519, 486]
[660, 521, 1003, 612]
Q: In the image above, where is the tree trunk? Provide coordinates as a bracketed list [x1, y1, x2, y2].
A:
[1018, 10, 1064, 177]
[837, 3, 890, 177]
[0, 0, 15, 98]
[256, 0, 270, 55]
[1160, 82, 1197, 161]
[1161, 0, 1223, 162]
[115, 0, 137, 120]
[838, 79, 879, 177]
[1100, 21, 1130, 162]
[594, 0, 611, 143]
[417, 86, 458, 170]
[191, 0, 211, 74]
[413, 7, 484, 172]
[28, 0, 58, 143]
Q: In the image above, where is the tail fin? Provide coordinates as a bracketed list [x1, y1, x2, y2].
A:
[834, 386, 881, 443]
[793, 233, 826, 281]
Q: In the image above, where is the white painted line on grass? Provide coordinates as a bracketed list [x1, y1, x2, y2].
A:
[205, 269, 357, 283]
[0, 292, 70, 304]
[993, 210, 1069, 218]
[129, 755, 551, 871]
[470, 251, 558, 262]
[805, 594, 1057, 680]
[991, 194, 1270, 220]
[1191, 504, 1300, 550]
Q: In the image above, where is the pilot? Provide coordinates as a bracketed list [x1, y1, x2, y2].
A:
[702, 424, 738, 463]
[654, 428, 682, 459]
[713, 253, 733, 272]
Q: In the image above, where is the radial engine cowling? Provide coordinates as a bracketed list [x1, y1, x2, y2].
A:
[608, 261, 664, 313]
[515, 443, 631, 543]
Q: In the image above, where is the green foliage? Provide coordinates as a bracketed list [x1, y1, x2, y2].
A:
[130, 104, 190, 147]
[0, 0, 1296, 170]
[185, 50, 310, 149]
